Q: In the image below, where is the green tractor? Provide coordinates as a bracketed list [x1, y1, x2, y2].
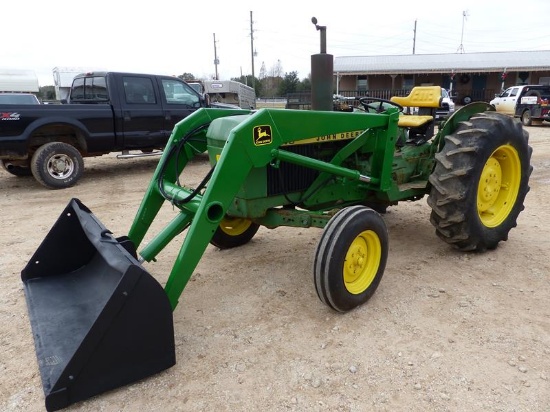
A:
[21, 86, 532, 410]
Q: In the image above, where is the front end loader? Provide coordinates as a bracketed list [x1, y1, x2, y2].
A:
[21, 87, 532, 410]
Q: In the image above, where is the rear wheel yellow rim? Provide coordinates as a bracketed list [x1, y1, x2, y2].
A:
[219, 216, 253, 236]
[477, 144, 521, 228]
[344, 230, 381, 294]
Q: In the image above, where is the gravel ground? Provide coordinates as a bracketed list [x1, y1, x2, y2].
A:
[0, 123, 549, 412]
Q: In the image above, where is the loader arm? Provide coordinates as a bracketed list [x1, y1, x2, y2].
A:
[128, 107, 399, 310]
[128, 108, 250, 248]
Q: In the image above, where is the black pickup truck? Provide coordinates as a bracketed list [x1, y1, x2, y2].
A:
[0, 71, 226, 189]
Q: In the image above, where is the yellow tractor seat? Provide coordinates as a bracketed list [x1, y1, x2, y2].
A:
[391, 86, 443, 144]
[397, 115, 434, 128]
[390, 86, 442, 108]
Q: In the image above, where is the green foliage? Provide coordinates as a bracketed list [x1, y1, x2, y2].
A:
[38, 86, 56, 101]
[260, 75, 281, 98]
[178, 73, 196, 81]
[277, 71, 300, 96]
[297, 77, 311, 92]
[231, 72, 311, 98]
[173, 70, 311, 98]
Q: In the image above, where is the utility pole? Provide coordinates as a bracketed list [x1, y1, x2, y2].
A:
[412, 19, 417, 54]
[213, 33, 219, 80]
[250, 11, 255, 91]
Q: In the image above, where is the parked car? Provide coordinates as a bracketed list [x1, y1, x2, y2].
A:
[0, 93, 40, 104]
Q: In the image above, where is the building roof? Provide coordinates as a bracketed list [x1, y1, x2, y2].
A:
[333, 50, 550, 75]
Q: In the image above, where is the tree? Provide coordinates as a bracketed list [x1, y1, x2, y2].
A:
[259, 62, 267, 80]
[178, 73, 196, 81]
[271, 60, 283, 78]
[278, 71, 300, 96]
[38, 86, 56, 101]
[297, 76, 311, 92]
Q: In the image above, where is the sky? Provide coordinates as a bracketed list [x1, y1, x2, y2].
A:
[2, 0, 550, 87]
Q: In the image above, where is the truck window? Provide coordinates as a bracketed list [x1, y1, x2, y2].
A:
[509, 88, 519, 97]
[0, 93, 40, 104]
[523, 86, 550, 99]
[500, 88, 511, 98]
[187, 82, 204, 94]
[123, 77, 157, 104]
[71, 76, 108, 102]
[161, 79, 200, 107]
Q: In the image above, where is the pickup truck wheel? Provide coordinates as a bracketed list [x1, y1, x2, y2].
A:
[521, 110, 532, 126]
[31, 142, 84, 189]
[428, 112, 532, 251]
[0, 160, 32, 177]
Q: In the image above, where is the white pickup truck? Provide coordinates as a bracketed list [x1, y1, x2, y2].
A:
[490, 84, 550, 126]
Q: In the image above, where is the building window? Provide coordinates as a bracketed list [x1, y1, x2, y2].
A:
[403, 74, 414, 90]
[518, 72, 530, 84]
[357, 75, 368, 91]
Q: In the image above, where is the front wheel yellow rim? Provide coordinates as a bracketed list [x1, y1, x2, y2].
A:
[219, 216, 253, 236]
[344, 230, 381, 295]
[477, 144, 521, 228]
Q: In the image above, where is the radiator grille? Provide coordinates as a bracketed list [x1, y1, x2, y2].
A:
[266, 141, 347, 196]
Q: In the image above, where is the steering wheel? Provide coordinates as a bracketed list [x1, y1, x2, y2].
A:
[358, 97, 403, 113]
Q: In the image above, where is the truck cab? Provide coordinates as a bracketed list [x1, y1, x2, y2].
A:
[490, 86, 523, 115]
[69, 72, 203, 150]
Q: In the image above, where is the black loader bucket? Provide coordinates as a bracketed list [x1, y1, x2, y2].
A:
[21, 198, 175, 411]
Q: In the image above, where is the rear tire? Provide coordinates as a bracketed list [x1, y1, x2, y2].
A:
[314, 206, 388, 312]
[428, 112, 532, 251]
[210, 215, 260, 249]
[521, 110, 532, 126]
[0, 160, 32, 177]
[31, 142, 84, 189]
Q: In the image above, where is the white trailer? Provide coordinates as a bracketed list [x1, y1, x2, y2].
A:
[53, 67, 80, 101]
[203, 80, 256, 109]
[52, 67, 105, 101]
[0, 69, 39, 93]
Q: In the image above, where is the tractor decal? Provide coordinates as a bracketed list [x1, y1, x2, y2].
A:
[253, 125, 272, 146]
[285, 129, 363, 146]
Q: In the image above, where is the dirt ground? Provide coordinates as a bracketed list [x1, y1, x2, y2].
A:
[0, 124, 549, 412]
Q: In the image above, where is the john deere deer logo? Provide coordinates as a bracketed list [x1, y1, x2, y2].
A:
[253, 125, 272, 146]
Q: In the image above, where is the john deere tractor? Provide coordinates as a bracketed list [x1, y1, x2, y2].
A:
[21, 85, 532, 410]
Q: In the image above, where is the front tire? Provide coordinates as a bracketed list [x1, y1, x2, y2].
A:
[210, 215, 260, 249]
[30, 142, 84, 189]
[428, 112, 532, 251]
[314, 206, 388, 312]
